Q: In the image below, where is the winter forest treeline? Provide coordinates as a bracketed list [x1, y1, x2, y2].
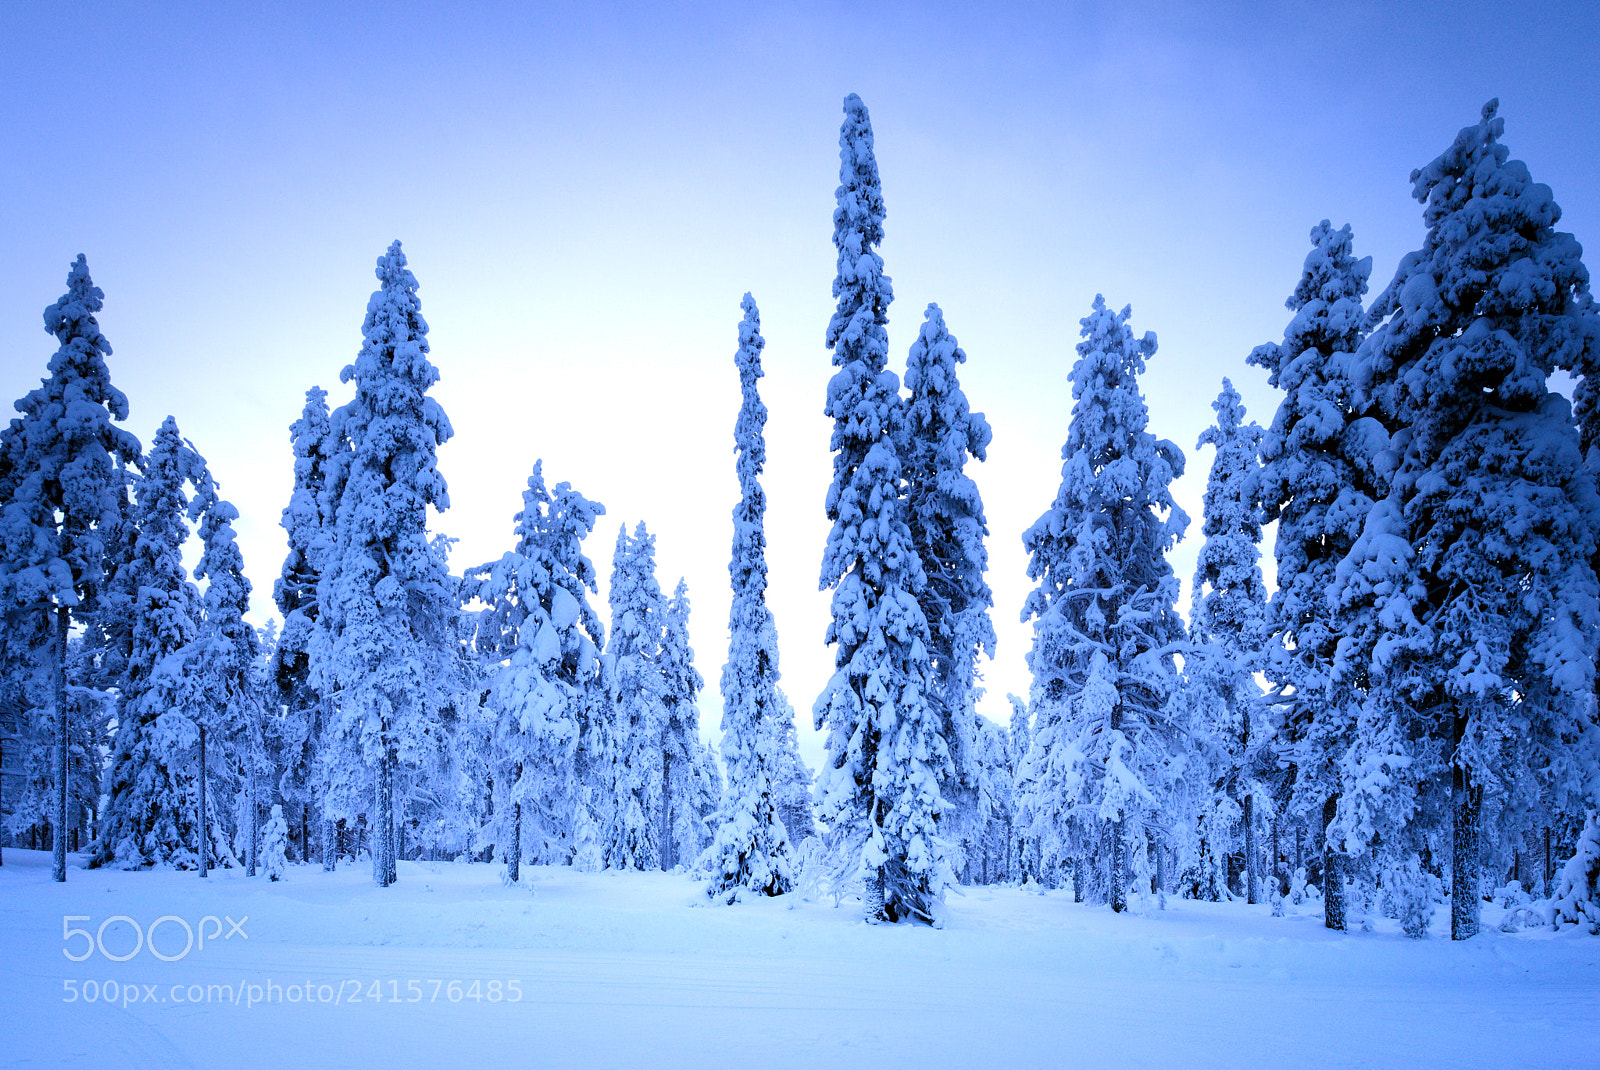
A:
[3, 95, 1599, 938]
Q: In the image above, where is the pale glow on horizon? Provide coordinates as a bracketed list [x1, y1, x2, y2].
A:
[2, 1, 1596, 774]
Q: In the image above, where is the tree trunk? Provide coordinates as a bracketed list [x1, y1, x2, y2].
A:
[1451, 759, 1481, 940]
[198, 724, 209, 878]
[1110, 814, 1127, 913]
[375, 741, 396, 887]
[660, 748, 674, 872]
[1322, 794, 1345, 931]
[1244, 791, 1257, 905]
[507, 800, 521, 883]
[1544, 826, 1553, 899]
[1270, 816, 1282, 897]
[246, 780, 259, 877]
[52, 605, 68, 883]
[323, 817, 337, 872]
[1154, 831, 1166, 907]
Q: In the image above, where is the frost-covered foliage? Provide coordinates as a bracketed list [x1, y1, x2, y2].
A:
[1334, 102, 1600, 940]
[1249, 220, 1382, 930]
[92, 417, 213, 869]
[1017, 296, 1189, 914]
[948, 715, 1015, 885]
[0, 256, 141, 879]
[316, 241, 458, 887]
[272, 387, 336, 864]
[1550, 812, 1600, 934]
[155, 480, 269, 876]
[815, 94, 951, 924]
[1183, 379, 1268, 902]
[600, 522, 668, 870]
[262, 803, 289, 881]
[464, 462, 605, 877]
[658, 579, 718, 870]
[706, 296, 798, 901]
[902, 303, 995, 841]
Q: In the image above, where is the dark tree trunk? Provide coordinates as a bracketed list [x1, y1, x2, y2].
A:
[660, 748, 675, 871]
[199, 724, 209, 878]
[1544, 826, 1554, 899]
[323, 817, 337, 872]
[246, 781, 259, 877]
[1322, 794, 1345, 931]
[53, 605, 68, 883]
[507, 800, 521, 884]
[1154, 831, 1166, 905]
[1451, 759, 1481, 940]
[1110, 814, 1126, 913]
[375, 740, 397, 887]
[1244, 791, 1257, 905]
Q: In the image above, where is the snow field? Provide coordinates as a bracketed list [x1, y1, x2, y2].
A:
[1, 849, 1594, 1070]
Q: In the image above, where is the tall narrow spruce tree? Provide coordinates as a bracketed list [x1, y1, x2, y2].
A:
[0, 257, 141, 880]
[1017, 296, 1188, 913]
[902, 303, 996, 873]
[1248, 220, 1382, 930]
[272, 386, 337, 869]
[705, 295, 796, 901]
[816, 95, 952, 923]
[317, 241, 456, 888]
[92, 417, 211, 869]
[1186, 379, 1268, 903]
[464, 462, 605, 877]
[601, 522, 668, 870]
[1335, 102, 1600, 939]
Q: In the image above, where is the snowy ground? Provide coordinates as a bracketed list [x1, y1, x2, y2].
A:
[0, 849, 1594, 1070]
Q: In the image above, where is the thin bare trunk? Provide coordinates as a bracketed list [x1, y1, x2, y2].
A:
[199, 724, 209, 878]
[52, 605, 68, 883]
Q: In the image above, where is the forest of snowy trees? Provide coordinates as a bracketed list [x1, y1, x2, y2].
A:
[2, 96, 1598, 939]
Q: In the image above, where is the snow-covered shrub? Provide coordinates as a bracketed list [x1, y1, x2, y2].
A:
[262, 805, 288, 882]
[1494, 880, 1530, 910]
[1385, 856, 1440, 939]
[1550, 812, 1600, 934]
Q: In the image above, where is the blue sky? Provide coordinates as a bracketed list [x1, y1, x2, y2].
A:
[3, 1, 1596, 768]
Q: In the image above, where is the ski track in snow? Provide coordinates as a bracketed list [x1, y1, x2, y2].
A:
[1, 850, 1594, 1070]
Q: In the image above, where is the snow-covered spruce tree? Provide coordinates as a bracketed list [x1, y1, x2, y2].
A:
[1248, 220, 1383, 930]
[158, 483, 268, 876]
[91, 417, 213, 869]
[600, 522, 667, 870]
[1017, 296, 1189, 913]
[705, 294, 796, 901]
[1186, 379, 1268, 903]
[463, 462, 606, 878]
[272, 386, 337, 870]
[1334, 102, 1600, 940]
[316, 241, 457, 888]
[659, 579, 717, 869]
[1006, 695, 1034, 882]
[815, 94, 952, 924]
[770, 687, 816, 847]
[0, 256, 141, 880]
[902, 302, 996, 878]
